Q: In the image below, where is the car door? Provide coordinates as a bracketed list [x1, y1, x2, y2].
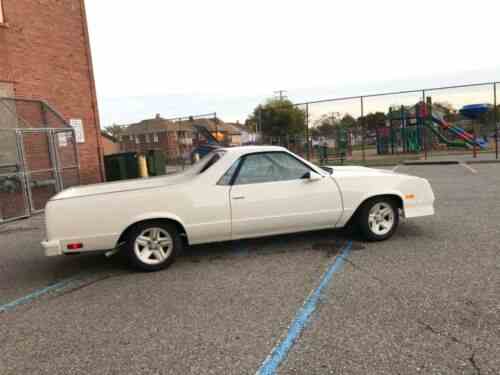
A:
[229, 151, 343, 240]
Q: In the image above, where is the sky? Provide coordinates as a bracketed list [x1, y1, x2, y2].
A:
[85, 0, 500, 127]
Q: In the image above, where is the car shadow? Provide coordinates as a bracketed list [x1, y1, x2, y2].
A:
[180, 228, 360, 264]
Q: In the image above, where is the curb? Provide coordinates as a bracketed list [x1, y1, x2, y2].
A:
[403, 160, 459, 165]
[466, 159, 500, 165]
[403, 159, 500, 166]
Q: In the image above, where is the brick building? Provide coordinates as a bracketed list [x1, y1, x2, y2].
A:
[119, 115, 244, 161]
[101, 132, 120, 156]
[119, 115, 195, 161]
[0, 0, 104, 184]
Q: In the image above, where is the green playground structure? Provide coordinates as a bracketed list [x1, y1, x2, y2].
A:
[376, 99, 484, 155]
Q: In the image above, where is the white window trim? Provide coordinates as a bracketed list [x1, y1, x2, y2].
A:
[153, 133, 159, 143]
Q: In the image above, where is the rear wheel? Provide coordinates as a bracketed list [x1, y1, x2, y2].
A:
[125, 221, 182, 271]
[358, 198, 399, 241]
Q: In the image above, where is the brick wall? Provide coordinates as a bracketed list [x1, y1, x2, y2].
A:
[0, 0, 103, 184]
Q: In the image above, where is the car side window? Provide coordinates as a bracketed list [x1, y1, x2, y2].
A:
[266, 152, 312, 181]
[234, 152, 312, 185]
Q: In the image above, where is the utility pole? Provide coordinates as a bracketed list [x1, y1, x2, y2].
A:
[274, 90, 287, 101]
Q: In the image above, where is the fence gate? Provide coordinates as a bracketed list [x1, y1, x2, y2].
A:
[0, 128, 80, 223]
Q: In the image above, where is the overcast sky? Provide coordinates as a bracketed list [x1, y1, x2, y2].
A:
[85, 0, 500, 127]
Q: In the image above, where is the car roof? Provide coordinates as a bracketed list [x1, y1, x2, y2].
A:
[220, 145, 287, 157]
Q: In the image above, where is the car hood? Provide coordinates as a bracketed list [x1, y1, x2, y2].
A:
[326, 165, 398, 177]
[51, 173, 193, 201]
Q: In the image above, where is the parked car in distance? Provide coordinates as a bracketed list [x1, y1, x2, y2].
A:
[42, 146, 435, 271]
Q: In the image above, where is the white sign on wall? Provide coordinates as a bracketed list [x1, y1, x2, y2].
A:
[70, 119, 85, 143]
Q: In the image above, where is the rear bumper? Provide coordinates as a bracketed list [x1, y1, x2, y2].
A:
[41, 240, 63, 257]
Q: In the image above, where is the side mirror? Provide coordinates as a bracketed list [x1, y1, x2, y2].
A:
[306, 171, 323, 182]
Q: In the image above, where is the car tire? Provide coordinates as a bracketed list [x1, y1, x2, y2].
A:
[125, 221, 182, 272]
[358, 197, 399, 241]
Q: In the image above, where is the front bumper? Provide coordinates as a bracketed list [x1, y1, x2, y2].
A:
[41, 240, 63, 257]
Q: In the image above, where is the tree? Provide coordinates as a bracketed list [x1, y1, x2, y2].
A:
[311, 112, 340, 138]
[248, 98, 306, 137]
[339, 114, 357, 129]
[103, 124, 124, 138]
[360, 112, 387, 132]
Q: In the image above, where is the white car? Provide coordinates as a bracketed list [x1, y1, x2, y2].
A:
[42, 146, 435, 271]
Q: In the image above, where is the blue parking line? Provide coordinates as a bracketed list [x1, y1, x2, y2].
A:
[256, 241, 353, 375]
[0, 276, 80, 313]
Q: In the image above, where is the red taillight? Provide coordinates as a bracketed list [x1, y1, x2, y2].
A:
[67, 243, 83, 250]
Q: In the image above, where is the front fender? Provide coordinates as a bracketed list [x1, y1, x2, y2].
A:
[336, 189, 406, 227]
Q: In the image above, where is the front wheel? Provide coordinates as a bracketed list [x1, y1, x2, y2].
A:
[358, 198, 399, 241]
[125, 221, 182, 271]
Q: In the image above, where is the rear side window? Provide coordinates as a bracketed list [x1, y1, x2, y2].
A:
[218, 159, 241, 185]
[199, 151, 224, 174]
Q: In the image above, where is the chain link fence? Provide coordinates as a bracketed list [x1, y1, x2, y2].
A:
[257, 82, 499, 165]
[0, 98, 80, 223]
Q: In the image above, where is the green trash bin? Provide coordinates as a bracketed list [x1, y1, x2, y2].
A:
[146, 150, 166, 177]
[104, 152, 140, 182]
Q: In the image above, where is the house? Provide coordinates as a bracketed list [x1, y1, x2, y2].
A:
[101, 132, 121, 155]
[119, 115, 195, 161]
[118, 115, 243, 160]
[228, 122, 257, 145]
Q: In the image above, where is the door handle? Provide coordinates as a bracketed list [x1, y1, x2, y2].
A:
[232, 196, 245, 200]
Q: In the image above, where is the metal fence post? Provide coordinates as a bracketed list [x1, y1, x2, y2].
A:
[360, 96, 365, 163]
[305, 103, 310, 161]
[425, 96, 432, 161]
[421, 91, 426, 160]
[257, 107, 262, 144]
[494, 82, 498, 160]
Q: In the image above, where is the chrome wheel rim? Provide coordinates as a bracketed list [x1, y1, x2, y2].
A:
[134, 227, 173, 265]
[368, 203, 395, 236]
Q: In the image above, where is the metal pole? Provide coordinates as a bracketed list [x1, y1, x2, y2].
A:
[425, 96, 432, 161]
[389, 107, 394, 155]
[361, 96, 365, 163]
[494, 82, 498, 160]
[422, 91, 432, 160]
[305, 103, 310, 161]
[258, 107, 262, 144]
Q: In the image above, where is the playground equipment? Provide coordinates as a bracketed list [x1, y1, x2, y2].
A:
[376, 99, 489, 155]
[317, 127, 352, 165]
[377, 105, 425, 155]
[191, 124, 221, 160]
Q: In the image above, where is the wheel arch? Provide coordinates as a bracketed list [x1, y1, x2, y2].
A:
[346, 193, 404, 227]
[116, 215, 189, 248]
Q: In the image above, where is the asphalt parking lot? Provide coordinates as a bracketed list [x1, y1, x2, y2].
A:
[1, 163, 499, 374]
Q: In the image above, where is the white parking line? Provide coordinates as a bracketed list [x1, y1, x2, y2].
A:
[460, 163, 478, 174]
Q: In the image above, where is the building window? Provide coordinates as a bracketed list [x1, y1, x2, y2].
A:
[0, 0, 5, 24]
[145, 134, 151, 143]
[153, 133, 159, 143]
[135, 135, 140, 144]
